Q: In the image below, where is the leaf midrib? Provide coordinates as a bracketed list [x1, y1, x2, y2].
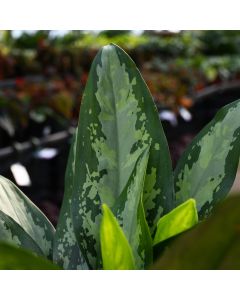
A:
[107, 51, 130, 198]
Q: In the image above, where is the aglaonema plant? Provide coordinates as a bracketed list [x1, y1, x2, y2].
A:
[0, 44, 240, 270]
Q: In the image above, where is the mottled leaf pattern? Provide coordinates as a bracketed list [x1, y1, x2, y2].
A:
[100, 204, 135, 270]
[3, 43, 240, 270]
[152, 194, 240, 270]
[0, 242, 60, 270]
[0, 176, 55, 258]
[53, 130, 88, 269]
[70, 44, 173, 268]
[175, 99, 240, 219]
[153, 199, 198, 246]
[0, 210, 44, 256]
[113, 148, 153, 269]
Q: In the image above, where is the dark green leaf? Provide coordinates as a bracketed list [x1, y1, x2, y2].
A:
[0, 242, 60, 270]
[175, 99, 240, 219]
[153, 199, 198, 246]
[152, 194, 240, 269]
[100, 204, 135, 270]
[70, 44, 173, 268]
[138, 200, 153, 268]
[53, 130, 88, 269]
[0, 176, 55, 258]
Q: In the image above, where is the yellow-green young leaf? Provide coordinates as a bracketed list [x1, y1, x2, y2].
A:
[175, 99, 240, 220]
[152, 194, 240, 270]
[100, 204, 135, 270]
[0, 176, 55, 258]
[0, 242, 61, 270]
[153, 199, 198, 246]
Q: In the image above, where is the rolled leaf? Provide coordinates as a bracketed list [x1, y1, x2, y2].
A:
[152, 194, 240, 270]
[70, 44, 173, 268]
[153, 199, 198, 246]
[0, 242, 60, 270]
[53, 130, 88, 270]
[0, 176, 55, 258]
[175, 99, 240, 219]
[100, 204, 135, 270]
[113, 148, 153, 269]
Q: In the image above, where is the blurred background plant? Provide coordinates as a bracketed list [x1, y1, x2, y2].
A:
[1, 30, 240, 225]
[2, 30, 240, 125]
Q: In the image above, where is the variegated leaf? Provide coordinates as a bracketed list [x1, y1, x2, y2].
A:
[113, 148, 152, 269]
[70, 44, 173, 268]
[0, 210, 43, 256]
[100, 204, 135, 270]
[175, 99, 240, 219]
[53, 130, 88, 269]
[0, 176, 55, 258]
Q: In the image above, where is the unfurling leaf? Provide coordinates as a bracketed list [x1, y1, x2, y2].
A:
[100, 204, 135, 270]
[175, 99, 240, 219]
[153, 199, 198, 246]
[113, 147, 152, 269]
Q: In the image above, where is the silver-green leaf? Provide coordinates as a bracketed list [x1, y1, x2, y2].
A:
[70, 44, 173, 268]
[113, 148, 153, 269]
[0, 210, 44, 256]
[0, 176, 55, 258]
[175, 99, 240, 219]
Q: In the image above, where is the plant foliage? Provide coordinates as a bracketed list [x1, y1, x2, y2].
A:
[100, 203, 135, 270]
[152, 194, 240, 270]
[0, 44, 240, 269]
[0, 242, 60, 270]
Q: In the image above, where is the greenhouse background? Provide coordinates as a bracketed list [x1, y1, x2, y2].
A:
[0, 30, 240, 225]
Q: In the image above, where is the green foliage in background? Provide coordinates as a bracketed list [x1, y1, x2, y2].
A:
[0, 44, 240, 269]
